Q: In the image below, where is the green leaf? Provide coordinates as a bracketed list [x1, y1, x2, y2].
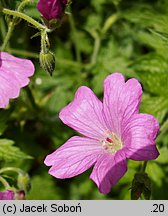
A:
[156, 147, 168, 164]
[131, 54, 168, 123]
[91, 0, 107, 12]
[140, 95, 168, 123]
[25, 0, 40, 19]
[26, 174, 62, 200]
[85, 14, 102, 30]
[0, 139, 31, 162]
[132, 54, 168, 75]
[91, 39, 133, 94]
[146, 162, 164, 187]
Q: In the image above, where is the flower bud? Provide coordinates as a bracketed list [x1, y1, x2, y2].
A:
[131, 172, 151, 200]
[37, 0, 68, 25]
[17, 172, 31, 193]
[39, 51, 55, 76]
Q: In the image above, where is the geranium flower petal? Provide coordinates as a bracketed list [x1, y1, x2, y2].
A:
[90, 151, 127, 194]
[0, 190, 14, 200]
[44, 136, 103, 178]
[103, 73, 142, 136]
[59, 86, 108, 140]
[44, 72, 160, 194]
[123, 114, 159, 160]
[0, 52, 34, 108]
[37, 0, 67, 21]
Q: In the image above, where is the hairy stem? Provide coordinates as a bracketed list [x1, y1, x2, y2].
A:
[1, 1, 49, 51]
[1, 21, 14, 51]
[1, 8, 48, 32]
[17, 0, 32, 12]
[0, 15, 7, 40]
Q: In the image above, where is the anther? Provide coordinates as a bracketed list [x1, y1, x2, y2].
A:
[106, 137, 112, 143]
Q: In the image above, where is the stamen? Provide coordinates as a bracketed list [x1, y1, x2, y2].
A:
[101, 132, 123, 154]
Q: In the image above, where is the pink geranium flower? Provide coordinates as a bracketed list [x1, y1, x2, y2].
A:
[44, 73, 159, 194]
[0, 190, 14, 200]
[37, 0, 68, 21]
[0, 52, 34, 108]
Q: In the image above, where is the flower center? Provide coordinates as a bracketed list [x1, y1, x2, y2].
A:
[102, 132, 123, 154]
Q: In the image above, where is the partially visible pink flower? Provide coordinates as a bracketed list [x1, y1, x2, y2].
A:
[15, 191, 25, 200]
[44, 73, 160, 194]
[37, 0, 68, 21]
[0, 52, 34, 109]
[0, 190, 14, 200]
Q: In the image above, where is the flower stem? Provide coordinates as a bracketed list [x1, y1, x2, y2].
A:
[0, 176, 10, 188]
[141, 161, 148, 173]
[1, 8, 49, 32]
[0, 167, 23, 174]
[1, 1, 49, 51]
[0, 15, 7, 40]
[90, 13, 119, 66]
[0, 46, 84, 68]
[91, 31, 101, 65]
[1, 21, 14, 51]
[17, 0, 32, 12]
[25, 86, 39, 111]
[1, 0, 30, 51]
[1, 47, 39, 58]
[41, 30, 50, 53]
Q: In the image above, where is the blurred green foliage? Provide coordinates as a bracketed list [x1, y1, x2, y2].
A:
[0, 0, 168, 199]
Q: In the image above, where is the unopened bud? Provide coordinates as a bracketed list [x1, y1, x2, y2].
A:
[17, 172, 31, 193]
[39, 51, 55, 76]
[131, 172, 151, 200]
[37, 0, 68, 22]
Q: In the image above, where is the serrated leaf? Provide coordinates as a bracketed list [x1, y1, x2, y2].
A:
[140, 95, 168, 123]
[131, 55, 168, 97]
[140, 72, 168, 96]
[0, 139, 31, 162]
[132, 54, 168, 74]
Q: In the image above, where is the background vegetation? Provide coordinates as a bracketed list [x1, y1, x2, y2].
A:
[0, 0, 168, 199]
